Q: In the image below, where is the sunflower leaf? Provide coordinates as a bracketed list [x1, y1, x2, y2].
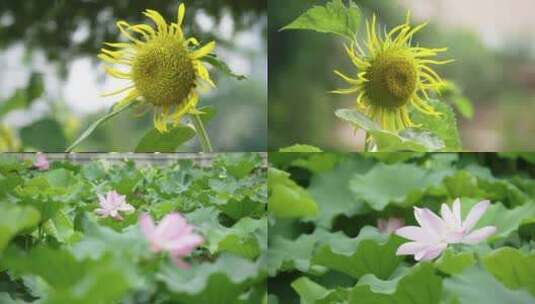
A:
[202, 54, 247, 80]
[66, 99, 137, 152]
[135, 124, 196, 152]
[281, 0, 361, 40]
[411, 99, 462, 151]
[335, 108, 445, 152]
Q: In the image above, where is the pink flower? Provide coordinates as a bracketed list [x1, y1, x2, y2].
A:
[94, 191, 135, 221]
[377, 217, 404, 234]
[34, 153, 50, 170]
[395, 198, 496, 261]
[139, 213, 204, 268]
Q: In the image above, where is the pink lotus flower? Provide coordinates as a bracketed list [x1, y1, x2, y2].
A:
[34, 153, 50, 170]
[94, 191, 135, 221]
[395, 198, 496, 261]
[377, 217, 404, 234]
[139, 213, 204, 268]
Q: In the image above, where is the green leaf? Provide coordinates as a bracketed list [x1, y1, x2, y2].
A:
[443, 170, 480, 198]
[349, 163, 451, 211]
[434, 248, 475, 275]
[45, 168, 77, 188]
[291, 277, 351, 304]
[46, 209, 75, 244]
[0, 154, 25, 174]
[268, 234, 316, 276]
[452, 96, 474, 119]
[279, 144, 323, 152]
[201, 54, 247, 80]
[482, 247, 535, 296]
[312, 227, 403, 280]
[281, 0, 361, 40]
[219, 197, 265, 221]
[20, 118, 67, 151]
[444, 266, 534, 304]
[291, 277, 331, 304]
[0, 293, 19, 304]
[349, 263, 443, 304]
[411, 99, 462, 151]
[459, 198, 535, 240]
[518, 217, 535, 241]
[290, 153, 339, 174]
[197, 105, 217, 124]
[157, 254, 264, 304]
[268, 168, 319, 218]
[71, 216, 148, 261]
[0, 203, 40, 254]
[66, 99, 137, 152]
[186, 207, 266, 259]
[214, 153, 259, 179]
[308, 157, 373, 228]
[80, 162, 106, 181]
[2, 246, 134, 304]
[335, 108, 444, 152]
[135, 124, 196, 152]
[217, 217, 267, 260]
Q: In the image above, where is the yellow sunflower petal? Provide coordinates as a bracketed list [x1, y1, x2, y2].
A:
[116, 21, 143, 44]
[186, 37, 200, 46]
[194, 61, 215, 87]
[190, 41, 215, 59]
[334, 70, 361, 85]
[104, 66, 132, 79]
[143, 9, 168, 35]
[177, 3, 186, 26]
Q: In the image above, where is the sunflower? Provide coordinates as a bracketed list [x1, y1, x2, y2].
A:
[99, 2, 215, 133]
[333, 13, 453, 132]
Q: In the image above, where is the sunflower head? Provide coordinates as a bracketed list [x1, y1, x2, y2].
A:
[333, 13, 453, 132]
[132, 37, 196, 107]
[365, 50, 418, 108]
[99, 2, 216, 133]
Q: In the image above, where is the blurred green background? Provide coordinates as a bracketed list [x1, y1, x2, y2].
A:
[0, 0, 266, 152]
[269, 0, 535, 151]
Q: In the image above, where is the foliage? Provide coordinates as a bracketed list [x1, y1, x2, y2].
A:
[0, 153, 267, 303]
[281, 0, 361, 40]
[268, 0, 528, 151]
[268, 152, 535, 303]
[278, 0, 463, 152]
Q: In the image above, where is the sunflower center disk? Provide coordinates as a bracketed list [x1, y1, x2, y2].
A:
[365, 55, 418, 108]
[132, 38, 196, 106]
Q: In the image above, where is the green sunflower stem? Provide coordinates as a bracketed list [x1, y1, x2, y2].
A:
[192, 114, 213, 153]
